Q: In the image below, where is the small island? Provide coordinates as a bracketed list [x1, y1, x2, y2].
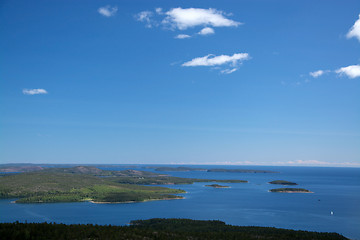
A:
[269, 180, 297, 185]
[205, 184, 230, 188]
[269, 188, 313, 193]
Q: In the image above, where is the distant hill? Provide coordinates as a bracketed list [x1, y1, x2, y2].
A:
[42, 166, 161, 177]
[0, 165, 44, 173]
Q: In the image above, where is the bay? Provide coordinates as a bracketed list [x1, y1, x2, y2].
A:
[1, 165, 359, 239]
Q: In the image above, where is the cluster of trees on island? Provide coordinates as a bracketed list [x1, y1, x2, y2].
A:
[268, 180, 313, 193]
[0, 218, 349, 240]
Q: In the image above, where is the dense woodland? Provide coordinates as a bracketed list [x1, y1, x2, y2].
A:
[0, 218, 349, 240]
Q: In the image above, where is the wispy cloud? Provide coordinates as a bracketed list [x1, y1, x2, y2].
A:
[136, 7, 241, 37]
[155, 8, 163, 15]
[98, 5, 118, 17]
[183, 53, 249, 67]
[309, 70, 325, 78]
[336, 64, 360, 78]
[135, 11, 155, 28]
[221, 68, 237, 74]
[198, 27, 215, 35]
[347, 14, 360, 42]
[22, 89, 48, 95]
[182, 52, 250, 74]
[175, 34, 191, 39]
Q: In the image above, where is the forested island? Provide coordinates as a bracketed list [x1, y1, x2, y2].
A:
[0, 218, 349, 240]
[205, 184, 230, 188]
[270, 188, 313, 193]
[0, 166, 247, 203]
[269, 180, 298, 185]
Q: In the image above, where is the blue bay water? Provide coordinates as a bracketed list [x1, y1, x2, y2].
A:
[1, 165, 359, 239]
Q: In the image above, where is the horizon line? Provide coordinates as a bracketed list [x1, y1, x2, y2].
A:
[2, 162, 360, 168]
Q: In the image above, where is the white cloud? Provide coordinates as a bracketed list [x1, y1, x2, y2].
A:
[23, 89, 48, 95]
[136, 7, 241, 36]
[182, 53, 249, 74]
[309, 70, 325, 78]
[163, 8, 241, 30]
[198, 27, 215, 35]
[175, 34, 191, 39]
[98, 5, 118, 17]
[182, 53, 249, 67]
[347, 14, 360, 42]
[221, 68, 237, 74]
[285, 160, 360, 167]
[336, 64, 360, 78]
[155, 8, 163, 14]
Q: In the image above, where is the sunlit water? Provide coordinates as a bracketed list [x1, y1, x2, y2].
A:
[1, 165, 359, 239]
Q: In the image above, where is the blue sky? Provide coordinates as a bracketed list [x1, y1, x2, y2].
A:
[1, 0, 360, 166]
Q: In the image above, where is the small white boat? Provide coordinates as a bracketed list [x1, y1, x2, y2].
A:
[331, 211, 334, 215]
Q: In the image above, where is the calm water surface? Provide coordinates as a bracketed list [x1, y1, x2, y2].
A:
[1, 165, 359, 239]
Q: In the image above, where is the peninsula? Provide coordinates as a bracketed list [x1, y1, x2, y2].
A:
[0, 170, 185, 203]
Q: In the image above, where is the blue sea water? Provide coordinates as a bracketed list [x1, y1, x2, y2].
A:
[1, 165, 359, 239]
